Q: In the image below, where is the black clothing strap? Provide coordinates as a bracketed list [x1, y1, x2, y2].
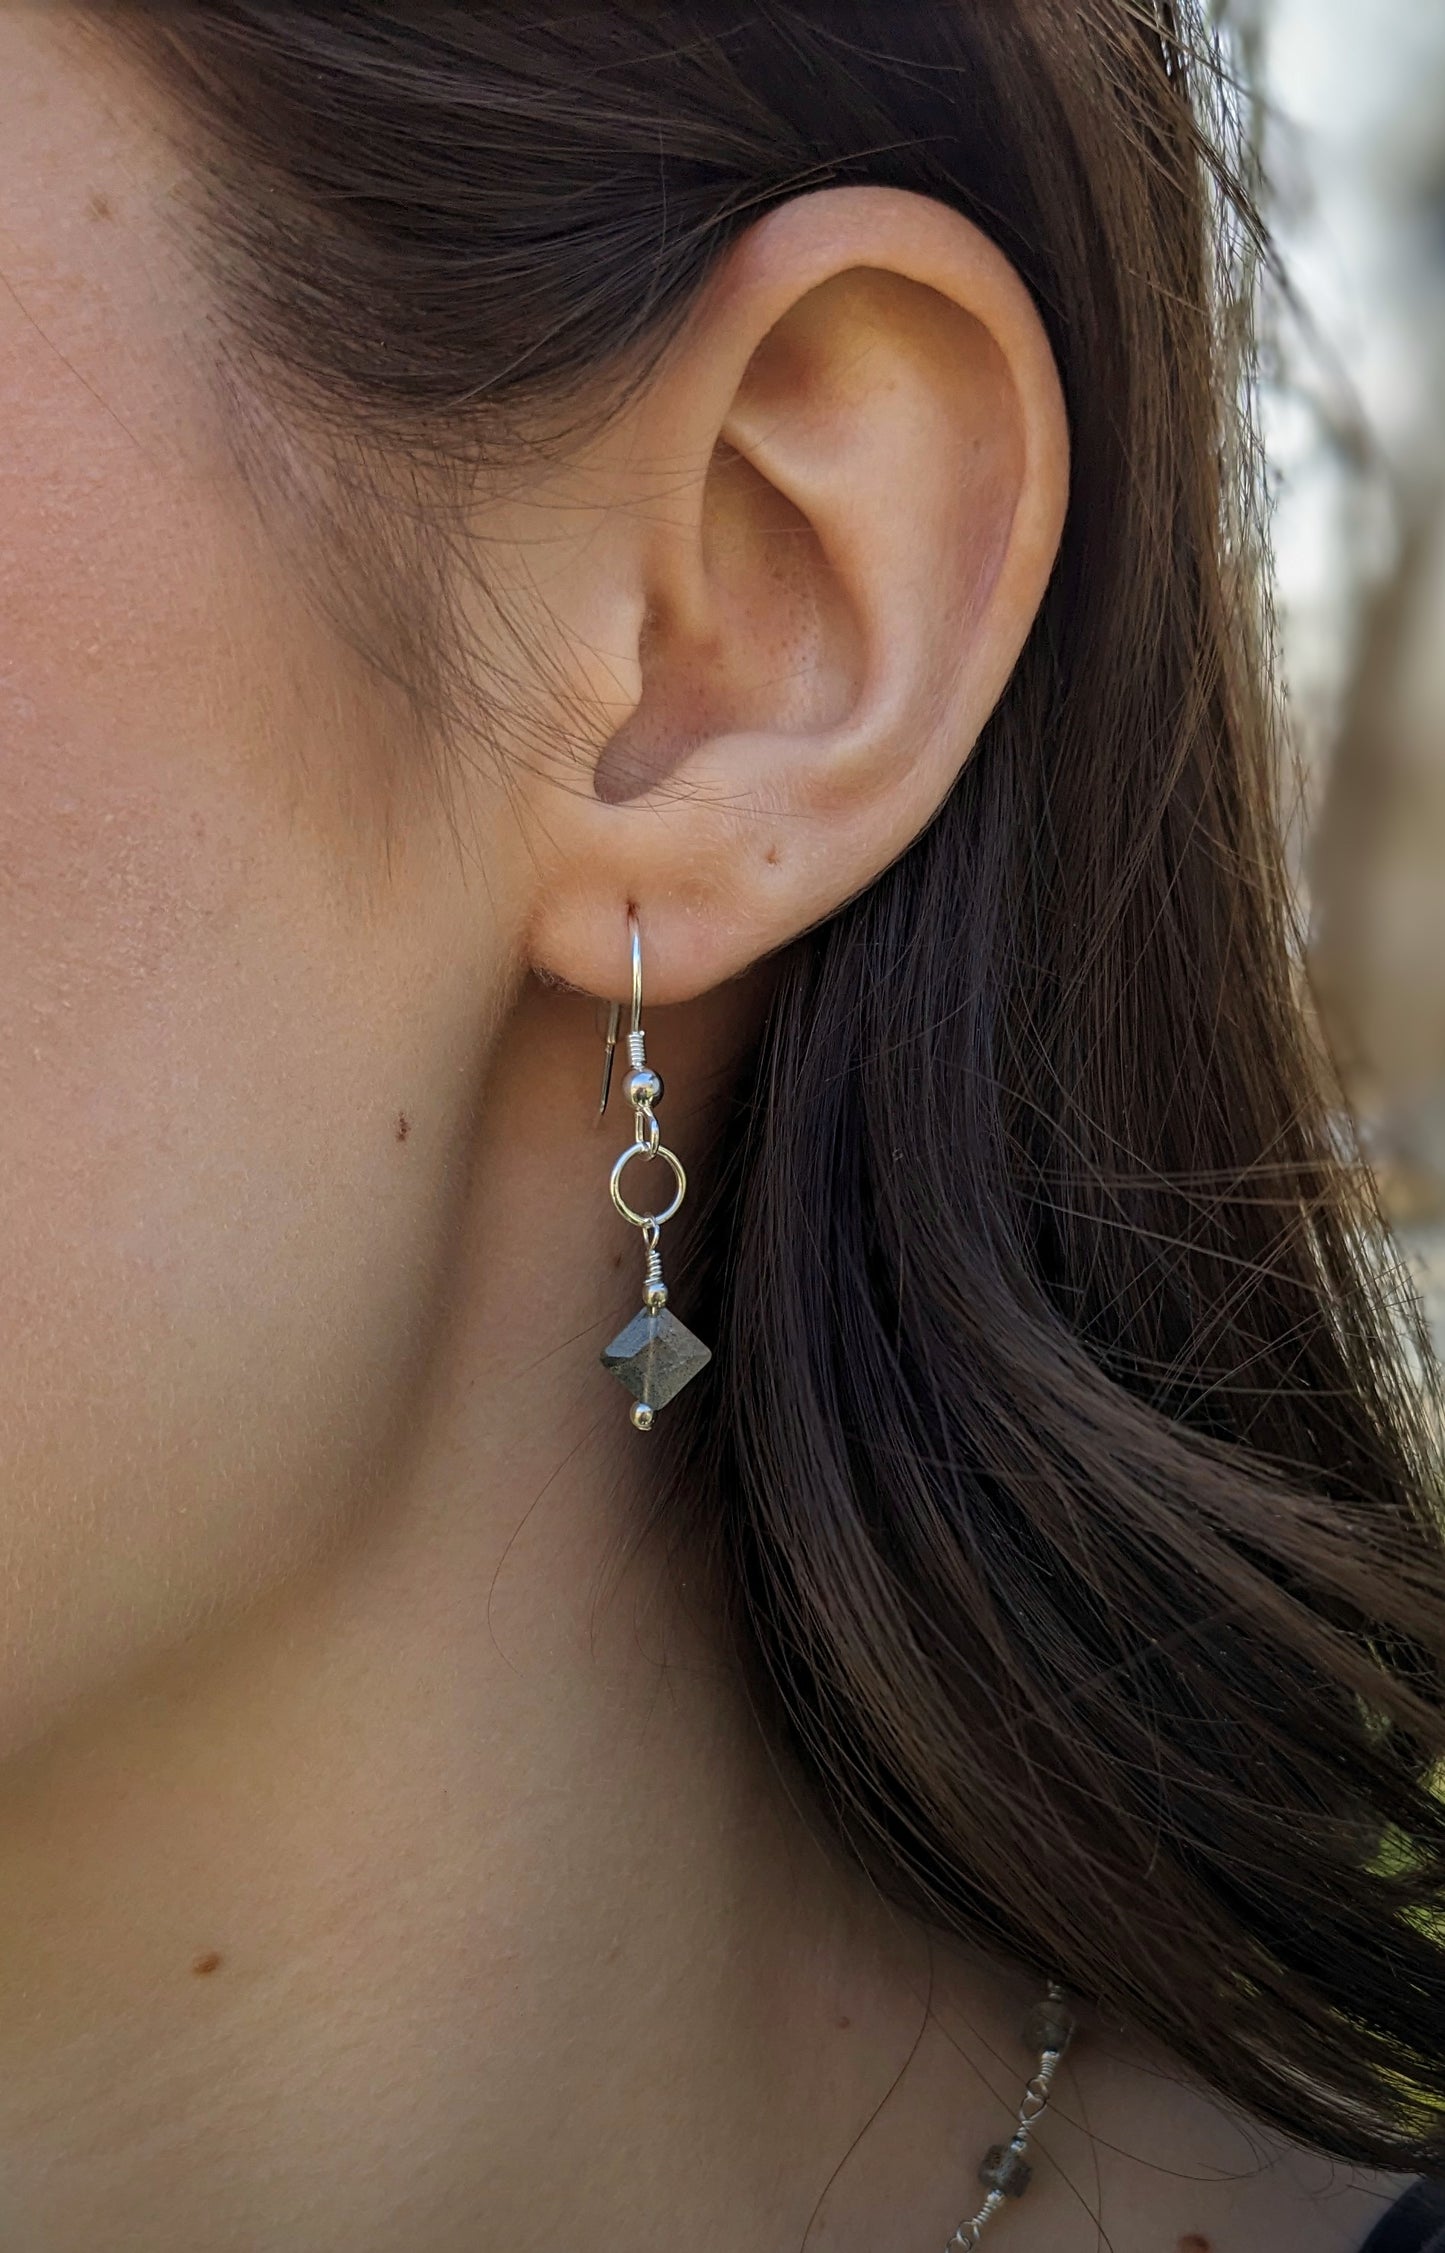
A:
[1357, 2179, 1445, 2253]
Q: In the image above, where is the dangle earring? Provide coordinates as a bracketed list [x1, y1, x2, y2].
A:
[597, 909, 712, 1431]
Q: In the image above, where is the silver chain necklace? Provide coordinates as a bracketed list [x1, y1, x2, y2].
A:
[944, 1981, 1077, 2249]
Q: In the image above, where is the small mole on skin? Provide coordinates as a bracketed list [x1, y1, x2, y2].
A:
[85, 190, 114, 221]
[836, 2014, 852, 2030]
[765, 844, 781, 866]
[395, 1112, 410, 1142]
[1178, 2236, 1212, 2251]
[191, 1951, 223, 1976]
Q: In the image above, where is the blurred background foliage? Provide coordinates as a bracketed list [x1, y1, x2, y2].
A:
[1227, 0, 1445, 1349]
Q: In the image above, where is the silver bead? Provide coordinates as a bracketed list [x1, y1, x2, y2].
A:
[624, 1066, 662, 1107]
[630, 1402, 655, 1431]
[644, 1282, 668, 1312]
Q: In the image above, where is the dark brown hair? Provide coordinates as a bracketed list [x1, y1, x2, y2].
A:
[111, 0, 1445, 2171]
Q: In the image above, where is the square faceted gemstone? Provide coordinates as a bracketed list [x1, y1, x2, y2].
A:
[600, 1307, 711, 1410]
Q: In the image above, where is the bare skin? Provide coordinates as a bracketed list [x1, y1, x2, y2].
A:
[0, 14, 1417, 2250]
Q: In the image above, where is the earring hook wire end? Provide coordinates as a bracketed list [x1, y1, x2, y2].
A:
[597, 909, 642, 1121]
[597, 1001, 621, 1120]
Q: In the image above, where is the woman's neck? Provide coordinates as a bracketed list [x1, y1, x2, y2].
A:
[0, 1390, 1020, 2248]
[0, 980, 1409, 2251]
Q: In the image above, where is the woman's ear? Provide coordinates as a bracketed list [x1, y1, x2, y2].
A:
[509, 183, 1069, 1005]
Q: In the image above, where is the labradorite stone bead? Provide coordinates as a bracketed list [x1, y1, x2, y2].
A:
[1021, 1996, 1076, 2053]
[978, 2142, 1032, 2198]
[601, 1307, 711, 1412]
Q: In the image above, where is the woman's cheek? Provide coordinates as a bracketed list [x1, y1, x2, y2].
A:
[0, 393, 476, 1759]
[0, 19, 527, 1753]
[0, 678, 451, 1747]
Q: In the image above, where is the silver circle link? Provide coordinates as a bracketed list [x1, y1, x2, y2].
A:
[610, 1142, 686, 1229]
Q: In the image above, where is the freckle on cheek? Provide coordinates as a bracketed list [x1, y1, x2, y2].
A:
[1178, 2235, 1212, 2251]
[191, 1951, 223, 1976]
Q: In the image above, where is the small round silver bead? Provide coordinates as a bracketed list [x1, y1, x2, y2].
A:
[630, 1401, 656, 1432]
[644, 1282, 669, 1312]
[624, 1066, 663, 1107]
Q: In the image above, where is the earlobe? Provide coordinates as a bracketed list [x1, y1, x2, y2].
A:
[521, 184, 1069, 1009]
